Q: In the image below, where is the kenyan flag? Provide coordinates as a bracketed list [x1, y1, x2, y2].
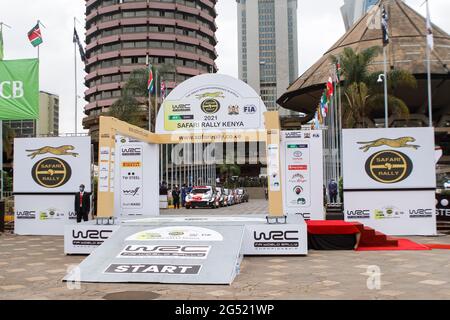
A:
[147, 64, 155, 94]
[28, 24, 43, 47]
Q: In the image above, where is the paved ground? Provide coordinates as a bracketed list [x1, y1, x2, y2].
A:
[1, 200, 450, 300]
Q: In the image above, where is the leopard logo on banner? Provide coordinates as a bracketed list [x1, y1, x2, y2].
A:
[357, 137, 420, 152]
[26, 145, 79, 159]
[365, 150, 413, 184]
[31, 157, 72, 188]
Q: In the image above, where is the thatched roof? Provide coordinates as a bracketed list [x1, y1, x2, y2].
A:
[278, 0, 450, 116]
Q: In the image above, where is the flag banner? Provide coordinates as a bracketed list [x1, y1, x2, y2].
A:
[0, 29, 4, 60]
[147, 64, 154, 94]
[73, 28, 87, 63]
[381, 5, 389, 46]
[0, 59, 39, 120]
[28, 24, 43, 47]
[326, 77, 334, 98]
[426, 1, 434, 50]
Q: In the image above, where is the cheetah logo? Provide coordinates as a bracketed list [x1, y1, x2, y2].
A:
[195, 92, 225, 99]
[26, 145, 79, 159]
[357, 137, 420, 152]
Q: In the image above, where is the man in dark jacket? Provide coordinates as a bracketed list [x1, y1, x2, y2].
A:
[75, 184, 91, 223]
[328, 179, 338, 204]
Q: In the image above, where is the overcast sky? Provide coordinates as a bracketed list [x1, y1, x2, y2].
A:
[0, 0, 449, 134]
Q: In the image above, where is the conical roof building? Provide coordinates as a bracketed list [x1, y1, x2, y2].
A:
[278, 0, 450, 126]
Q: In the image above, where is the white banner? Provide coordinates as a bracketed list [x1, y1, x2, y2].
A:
[343, 128, 436, 190]
[344, 190, 437, 236]
[155, 74, 267, 134]
[15, 195, 77, 236]
[114, 136, 159, 217]
[14, 137, 91, 193]
[281, 131, 324, 220]
[64, 224, 120, 255]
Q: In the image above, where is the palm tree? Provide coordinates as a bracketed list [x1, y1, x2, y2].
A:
[107, 95, 146, 128]
[218, 164, 241, 187]
[332, 46, 417, 128]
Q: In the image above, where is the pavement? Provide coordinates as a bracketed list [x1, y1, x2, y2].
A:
[1, 199, 450, 300]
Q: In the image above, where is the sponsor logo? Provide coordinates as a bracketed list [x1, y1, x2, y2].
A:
[68, 212, 77, 220]
[26, 145, 79, 159]
[374, 207, 404, 220]
[409, 209, 433, 219]
[169, 115, 194, 121]
[121, 147, 142, 157]
[228, 105, 240, 115]
[201, 99, 221, 114]
[121, 162, 141, 168]
[358, 137, 420, 153]
[171, 104, 191, 112]
[16, 211, 36, 219]
[72, 229, 114, 246]
[126, 227, 224, 242]
[289, 173, 306, 183]
[288, 165, 308, 171]
[304, 133, 311, 139]
[118, 245, 211, 259]
[285, 132, 303, 139]
[123, 187, 140, 197]
[295, 212, 311, 220]
[39, 208, 64, 220]
[32, 157, 72, 188]
[122, 172, 140, 180]
[293, 186, 303, 195]
[293, 151, 303, 158]
[104, 264, 202, 275]
[244, 105, 257, 114]
[365, 150, 413, 184]
[346, 210, 370, 219]
[0, 80, 24, 99]
[253, 231, 300, 248]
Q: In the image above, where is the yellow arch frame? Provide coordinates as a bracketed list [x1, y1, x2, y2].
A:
[97, 111, 283, 218]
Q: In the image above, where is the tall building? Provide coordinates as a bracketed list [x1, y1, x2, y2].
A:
[4, 91, 59, 138]
[83, 0, 219, 138]
[237, 0, 298, 114]
[341, 0, 379, 31]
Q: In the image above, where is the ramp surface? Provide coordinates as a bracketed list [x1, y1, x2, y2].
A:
[64, 225, 244, 285]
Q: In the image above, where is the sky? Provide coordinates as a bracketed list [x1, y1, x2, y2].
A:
[0, 0, 449, 134]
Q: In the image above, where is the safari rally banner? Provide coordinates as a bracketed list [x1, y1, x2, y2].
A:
[14, 136, 92, 193]
[0, 59, 39, 120]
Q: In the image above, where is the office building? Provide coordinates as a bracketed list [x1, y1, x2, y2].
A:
[237, 0, 298, 114]
[83, 0, 219, 138]
[341, 0, 379, 31]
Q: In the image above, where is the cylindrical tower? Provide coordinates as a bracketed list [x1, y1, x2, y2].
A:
[83, 0, 218, 138]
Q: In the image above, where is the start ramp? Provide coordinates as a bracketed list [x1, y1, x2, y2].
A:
[64, 224, 245, 285]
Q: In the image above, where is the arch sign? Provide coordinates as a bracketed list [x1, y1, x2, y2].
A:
[97, 74, 284, 218]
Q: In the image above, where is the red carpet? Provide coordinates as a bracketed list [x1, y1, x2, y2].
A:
[424, 244, 450, 250]
[356, 238, 430, 251]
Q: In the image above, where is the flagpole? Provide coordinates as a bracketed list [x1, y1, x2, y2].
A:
[74, 17, 78, 135]
[426, 0, 433, 127]
[155, 69, 159, 130]
[383, 46, 389, 128]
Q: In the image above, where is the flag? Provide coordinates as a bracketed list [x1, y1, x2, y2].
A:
[73, 28, 87, 63]
[0, 29, 4, 60]
[147, 64, 155, 94]
[326, 77, 334, 99]
[320, 92, 328, 118]
[161, 80, 167, 99]
[426, 0, 434, 50]
[381, 5, 389, 46]
[28, 23, 43, 47]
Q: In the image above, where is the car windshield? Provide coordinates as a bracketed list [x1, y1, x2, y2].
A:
[192, 189, 210, 194]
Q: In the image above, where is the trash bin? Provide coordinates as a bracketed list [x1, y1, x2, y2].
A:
[0, 200, 5, 232]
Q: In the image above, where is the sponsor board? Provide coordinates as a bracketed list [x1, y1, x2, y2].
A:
[281, 131, 324, 220]
[117, 245, 211, 259]
[242, 223, 307, 255]
[344, 190, 437, 236]
[436, 194, 450, 222]
[104, 264, 202, 275]
[267, 144, 281, 192]
[15, 195, 77, 236]
[126, 226, 224, 242]
[14, 137, 91, 193]
[64, 224, 120, 254]
[155, 74, 266, 134]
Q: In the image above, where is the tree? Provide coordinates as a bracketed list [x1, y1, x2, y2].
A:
[332, 46, 417, 128]
[218, 164, 241, 187]
[2, 123, 15, 161]
[107, 95, 146, 128]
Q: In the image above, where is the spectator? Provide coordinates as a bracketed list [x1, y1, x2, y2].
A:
[172, 185, 180, 209]
[181, 184, 187, 207]
[328, 179, 338, 204]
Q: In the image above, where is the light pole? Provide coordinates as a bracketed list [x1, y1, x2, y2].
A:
[378, 73, 389, 127]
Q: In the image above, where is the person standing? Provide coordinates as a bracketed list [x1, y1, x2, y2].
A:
[181, 184, 187, 207]
[328, 179, 338, 204]
[172, 185, 180, 209]
[75, 184, 91, 223]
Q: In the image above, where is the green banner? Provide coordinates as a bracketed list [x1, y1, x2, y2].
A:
[0, 59, 39, 120]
